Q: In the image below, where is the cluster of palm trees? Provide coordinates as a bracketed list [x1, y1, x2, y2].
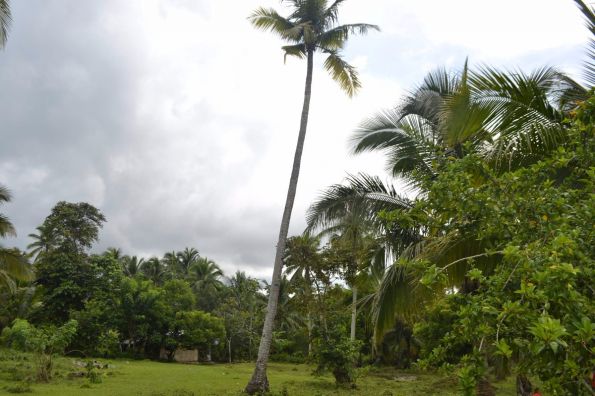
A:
[104, 247, 224, 292]
[307, 59, 590, 337]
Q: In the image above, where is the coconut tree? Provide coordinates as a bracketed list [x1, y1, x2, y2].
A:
[284, 233, 321, 354]
[305, 173, 416, 342]
[188, 257, 223, 292]
[121, 255, 144, 278]
[175, 247, 200, 277]
[246, 1, 378, 392]
[27, 226, 57, 263]
[0, 0, 10, 49]
[141, 257, 168, 286]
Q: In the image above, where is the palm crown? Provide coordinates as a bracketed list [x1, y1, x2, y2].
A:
[249, 0, 379, 97]
[351, 63, 587, 188]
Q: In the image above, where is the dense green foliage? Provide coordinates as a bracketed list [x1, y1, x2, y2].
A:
[405, 101, 594, 394]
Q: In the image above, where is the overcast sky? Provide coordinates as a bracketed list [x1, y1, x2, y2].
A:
[0, 0, 589, 279]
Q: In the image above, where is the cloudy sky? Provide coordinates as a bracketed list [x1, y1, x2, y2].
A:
[0, 0, 589, 279]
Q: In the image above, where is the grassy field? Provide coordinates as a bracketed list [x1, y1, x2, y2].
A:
[0, 349, 516, 395]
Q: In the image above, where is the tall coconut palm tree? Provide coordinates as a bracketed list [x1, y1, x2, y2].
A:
[246, 1, 378, 392]
[0, 0, 11, 49]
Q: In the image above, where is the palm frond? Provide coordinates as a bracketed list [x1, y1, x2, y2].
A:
[583, 39, 595, 87]
[323, 50, 360, 97]
[353, 113, 439, 183]
[0, 0, 11, 49]
[469, 66, 577, 170]
[0, 214, 16, 237]
[371, 261, 424, 343]
[0, 270, 16, 293]
[0, 184, 11, 203]
[573, 0, 595, 87]
[282, 43, 306, 63]
[306, 173, 410, 233]
[249, 7, 301, 42]
[324, 0, 347, 24]
[574, 0, 595, 36]
[317, 23, 379, 50]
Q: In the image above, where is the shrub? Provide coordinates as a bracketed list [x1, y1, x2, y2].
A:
[1, 319, 78, 382]
[313, 326, 362, 387]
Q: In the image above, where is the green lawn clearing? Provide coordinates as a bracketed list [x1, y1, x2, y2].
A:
[0, 349, 516, 395]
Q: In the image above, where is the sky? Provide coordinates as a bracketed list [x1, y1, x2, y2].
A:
[0, 0, 590, 280]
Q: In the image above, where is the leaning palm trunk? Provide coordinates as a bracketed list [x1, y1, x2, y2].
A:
[245, 49, 314, 395]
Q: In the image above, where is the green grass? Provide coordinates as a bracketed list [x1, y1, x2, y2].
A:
[0, 349, 516, 395]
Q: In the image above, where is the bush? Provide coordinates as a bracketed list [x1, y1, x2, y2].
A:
[313, 326, 362, 387]
[1, 319, 78, 382]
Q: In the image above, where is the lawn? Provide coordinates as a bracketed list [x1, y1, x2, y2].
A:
[0, 349, 516, 395]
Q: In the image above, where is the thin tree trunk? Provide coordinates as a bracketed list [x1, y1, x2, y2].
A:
[306, 270, 313, 357]
[307, 311, 313, 357]
[228, 337, 232, 364]
[350, 285, 357, 341]
[245, 49, 314, 395]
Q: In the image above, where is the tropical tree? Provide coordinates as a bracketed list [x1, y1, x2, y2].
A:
[284, 233, 320, 354]
[175, 247, 200, 277]
[188, 257, 222, 290]
[247, 1, 378, 391]
[0, 0, 10, 49]
[121, 255, 144, 278]
[27, 226, 56, 263]
[104, 247, 123, 261]
[141, 257, 169, 286]
[217, 271, 265, 363]
[162, 251, 179, 274]
[188, 257, 224, 311]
